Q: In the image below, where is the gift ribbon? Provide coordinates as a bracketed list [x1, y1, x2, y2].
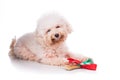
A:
[67, 58, 97, 70]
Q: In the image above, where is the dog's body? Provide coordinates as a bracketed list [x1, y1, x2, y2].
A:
[10, 13, 87, 66]
[13, 32, 69, 66]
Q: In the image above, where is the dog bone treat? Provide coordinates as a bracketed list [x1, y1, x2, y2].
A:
[65, 57, 97, 71]
[65, 65, 80, 70]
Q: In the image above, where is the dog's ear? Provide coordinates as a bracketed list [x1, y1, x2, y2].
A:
[66, 23, 72, 34]
[61, 18, 73, 34]
[34, 29, 44, 45]
[35, 29, 43, 38]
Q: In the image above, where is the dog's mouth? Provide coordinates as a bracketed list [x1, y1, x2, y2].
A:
[51, 35, 64, 44]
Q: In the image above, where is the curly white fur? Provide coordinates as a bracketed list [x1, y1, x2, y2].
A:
[10, 13, 87, 66]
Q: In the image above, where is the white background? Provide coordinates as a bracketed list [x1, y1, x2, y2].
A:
[0, 0, 120, 80]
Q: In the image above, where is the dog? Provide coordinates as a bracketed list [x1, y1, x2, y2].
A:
[9, 13, 87, 66]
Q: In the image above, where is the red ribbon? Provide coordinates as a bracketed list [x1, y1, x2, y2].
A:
[67, 58, 81, 64]
[81, 64, 97, 70]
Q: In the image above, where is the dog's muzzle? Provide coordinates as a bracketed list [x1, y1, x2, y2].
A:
[51, 33, 64, 44]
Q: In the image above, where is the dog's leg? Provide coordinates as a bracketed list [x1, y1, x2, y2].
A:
[65, 52, 89, 62]
[13, 44, 41, 62]
[41, 56, 67, 66]
[44, 53, 58, 58]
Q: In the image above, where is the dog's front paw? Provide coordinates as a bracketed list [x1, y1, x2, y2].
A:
[45, 53, 58, 58]
[46, 57, 68, 66]
[55, 58, 69, 66]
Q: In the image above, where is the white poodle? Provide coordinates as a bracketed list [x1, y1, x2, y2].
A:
[9, 13, 87, 66]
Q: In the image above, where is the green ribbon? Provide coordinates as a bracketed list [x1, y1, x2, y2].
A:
[82, 58, 94, 65]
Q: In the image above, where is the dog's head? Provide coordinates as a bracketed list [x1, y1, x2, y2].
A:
[35, 13, 72, 47]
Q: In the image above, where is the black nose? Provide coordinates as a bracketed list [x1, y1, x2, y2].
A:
[55, 33, 59, 38]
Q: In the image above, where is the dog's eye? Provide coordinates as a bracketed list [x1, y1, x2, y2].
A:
[56, 26, 60, 28]
[46, 29, 51, 33]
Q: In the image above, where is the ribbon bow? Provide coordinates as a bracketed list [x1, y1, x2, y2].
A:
[65, 58, 97, 71]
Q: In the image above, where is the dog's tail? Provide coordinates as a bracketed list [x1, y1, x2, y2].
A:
[9, 37, 16, 58]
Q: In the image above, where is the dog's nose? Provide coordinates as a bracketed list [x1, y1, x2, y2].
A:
[55, 33, 59, 38]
